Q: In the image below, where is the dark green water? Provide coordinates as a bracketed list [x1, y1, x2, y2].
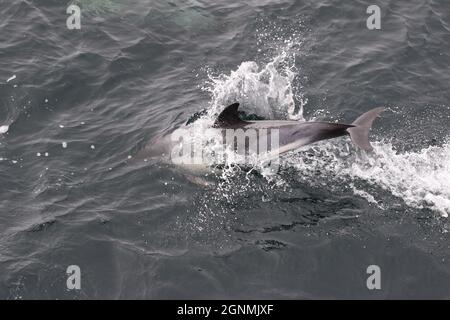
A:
[0, 0, 449, 299]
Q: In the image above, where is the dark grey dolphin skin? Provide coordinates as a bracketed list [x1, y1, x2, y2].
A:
[214, 103, 385, 153]
[136, 102, 384, 167]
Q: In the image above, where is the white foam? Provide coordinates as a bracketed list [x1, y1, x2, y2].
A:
[0, 125, 9, 134]
[6, 75, 16, 82]
[176, 48, 303, 177]
[350, 184, 382, 207]
[285, 140, 450, 217]
[203, 50, 303, 121]
[355, 142, 450, 217]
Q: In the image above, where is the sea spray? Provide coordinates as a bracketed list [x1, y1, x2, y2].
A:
[284, 140, 450, 218]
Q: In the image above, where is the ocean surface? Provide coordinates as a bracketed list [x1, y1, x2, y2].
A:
[0, 0, 449, 299]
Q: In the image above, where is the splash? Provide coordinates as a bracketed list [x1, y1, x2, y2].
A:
[352, 142, 450, 217]
[174, 46, 303, 178]
[187, 28, 450, 218]
[204, 61, 298, 120]
[284, 140, 450, 218]
[202, 48, 305, 122]
[193, 55, 449, 217]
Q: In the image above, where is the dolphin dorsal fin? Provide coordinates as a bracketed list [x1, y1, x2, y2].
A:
[213, 102, 248, 128]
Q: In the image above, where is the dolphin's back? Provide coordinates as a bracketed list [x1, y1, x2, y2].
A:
[282, 122, 353, 145]
[263, 122, 353, 154]
[213, 102, 385, 155]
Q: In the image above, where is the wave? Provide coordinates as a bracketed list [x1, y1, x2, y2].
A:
[284, 140, 450, 218]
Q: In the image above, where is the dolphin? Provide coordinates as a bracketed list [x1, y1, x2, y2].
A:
[137, 102, 385, 173]
[213, 102, 385, 154]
